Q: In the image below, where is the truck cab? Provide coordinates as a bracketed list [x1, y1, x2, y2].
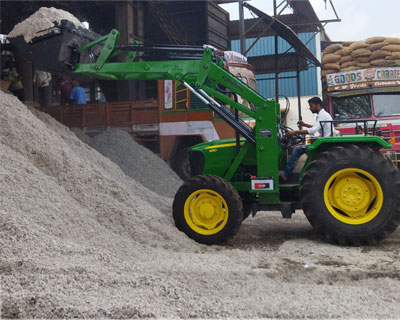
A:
[325, 67, 400, 166]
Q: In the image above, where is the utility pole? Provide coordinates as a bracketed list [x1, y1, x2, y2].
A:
[238, 0, 246, 55]
[296, 55, 302, 121]
[273, 0, 279, 103]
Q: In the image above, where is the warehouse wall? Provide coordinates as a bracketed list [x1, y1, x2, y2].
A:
[231, 32, 321, 99]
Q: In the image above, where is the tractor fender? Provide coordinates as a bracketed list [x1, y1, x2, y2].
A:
[299, 136, 394, 179]
[306, 136, 393, 152]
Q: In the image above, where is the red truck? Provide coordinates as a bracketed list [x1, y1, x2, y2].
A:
[325, 66, 400, 166]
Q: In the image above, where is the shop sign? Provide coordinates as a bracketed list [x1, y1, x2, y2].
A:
[327, 67, 400, 89]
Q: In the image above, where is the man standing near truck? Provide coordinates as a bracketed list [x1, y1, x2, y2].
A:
[69, 80, 86, 104]
[33, 69, 52, 107]
[56, 75, 72, 105]
[279, 97, 333, 181]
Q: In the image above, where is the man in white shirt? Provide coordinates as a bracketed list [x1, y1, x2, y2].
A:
[33, 70, 52, 107]
[279, 96, 333, 181]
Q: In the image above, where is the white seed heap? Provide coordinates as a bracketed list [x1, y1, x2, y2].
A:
[8, 7, 83, 42]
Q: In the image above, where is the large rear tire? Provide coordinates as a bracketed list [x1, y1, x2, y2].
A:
[173, 175, 243, 244]
[300, 145, 400, 245]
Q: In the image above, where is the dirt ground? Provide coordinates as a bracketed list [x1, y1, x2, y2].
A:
[236, 212, 400, 281]
[3, 211, 400, 319]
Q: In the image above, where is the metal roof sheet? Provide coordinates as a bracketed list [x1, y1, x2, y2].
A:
[242, 2, 320, 67]
[248, 53, 308, 74]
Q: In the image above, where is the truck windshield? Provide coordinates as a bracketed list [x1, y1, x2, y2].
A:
[331, 95, 371, 119]
[373, 93, 400, 117]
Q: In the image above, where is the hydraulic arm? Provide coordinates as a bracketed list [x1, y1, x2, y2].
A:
[73, 28, 283, 203]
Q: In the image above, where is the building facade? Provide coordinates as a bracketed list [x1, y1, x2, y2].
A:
[231, 32, 323, 126]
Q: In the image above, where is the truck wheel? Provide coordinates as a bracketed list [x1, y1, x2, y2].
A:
[300, 145, 400, 245]
[173, 175, 243, 244]
[171, 148, 192, 181]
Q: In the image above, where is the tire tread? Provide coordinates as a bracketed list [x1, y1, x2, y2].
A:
[173, 174, 243, 244]
[300, 145, 400, 245]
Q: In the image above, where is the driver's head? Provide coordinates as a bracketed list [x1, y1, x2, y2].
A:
[308, 97, 323, 114]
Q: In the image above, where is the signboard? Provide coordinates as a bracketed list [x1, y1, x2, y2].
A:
[327, 67, 400, 91]
[164, 80, 173, 109]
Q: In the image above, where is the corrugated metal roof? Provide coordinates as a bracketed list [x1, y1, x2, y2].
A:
[231, 32, 318, 98]
[248, 53, 309, 74]
[229, 0, 322, 39]
[242, 2, 319, 66]
[256, 68, 318, 99]
[229, 16, 318, 39]
[288, 0, 323, 29]
[231, 32, 317, 57]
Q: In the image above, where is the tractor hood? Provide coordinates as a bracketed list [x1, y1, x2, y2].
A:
[189, 138, 256, 177]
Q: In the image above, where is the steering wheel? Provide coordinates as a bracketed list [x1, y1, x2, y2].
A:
[277, 123, 305, 147]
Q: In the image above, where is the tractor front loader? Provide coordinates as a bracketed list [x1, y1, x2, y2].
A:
[10, 20, 400, 245]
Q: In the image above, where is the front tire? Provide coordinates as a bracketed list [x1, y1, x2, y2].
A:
[173, 175, 243, 244]
[242, 203, 253, 221]
[300, 145, 400, 245]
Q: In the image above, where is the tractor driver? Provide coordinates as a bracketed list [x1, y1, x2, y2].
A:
[279, 96, 333, 182]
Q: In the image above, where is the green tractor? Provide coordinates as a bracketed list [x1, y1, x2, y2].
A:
[174, 134, 400, 245]
[11, 20, 400, 246]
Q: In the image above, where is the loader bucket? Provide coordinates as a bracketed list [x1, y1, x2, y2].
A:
[8, 20, 103, 73]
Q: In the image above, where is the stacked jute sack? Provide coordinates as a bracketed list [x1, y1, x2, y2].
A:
[321, 36, 400, 76]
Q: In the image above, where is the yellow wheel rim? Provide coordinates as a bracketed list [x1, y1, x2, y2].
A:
[184, 189, 229, 235]
[323, 168, 383, 225]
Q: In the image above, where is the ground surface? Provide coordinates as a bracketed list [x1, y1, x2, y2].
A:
[1, 90, 400, 319]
